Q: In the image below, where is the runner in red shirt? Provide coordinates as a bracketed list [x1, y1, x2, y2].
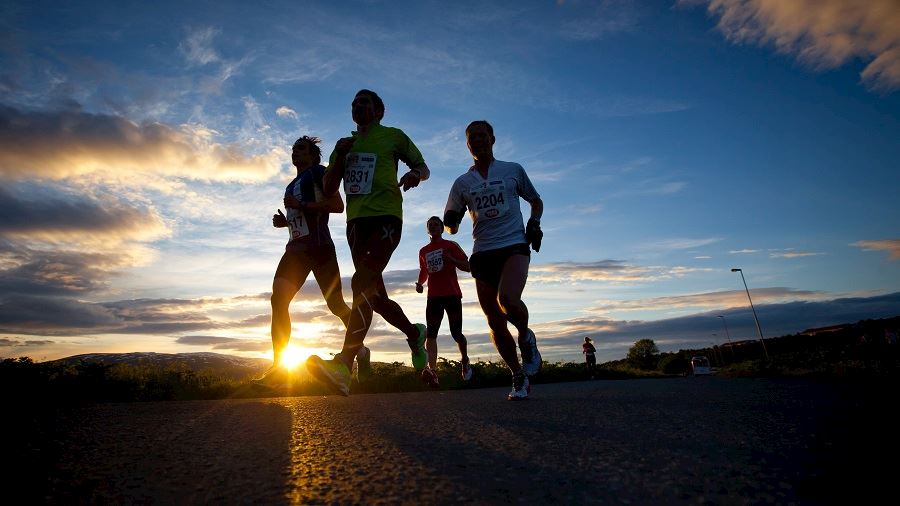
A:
[416, 216, 473, 386]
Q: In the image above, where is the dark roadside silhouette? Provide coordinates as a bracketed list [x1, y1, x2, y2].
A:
[3, 315, 898, 404]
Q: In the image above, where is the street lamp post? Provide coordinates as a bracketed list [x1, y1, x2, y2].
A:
[717, 315, 735, 360]
[731, 268, 770, 360]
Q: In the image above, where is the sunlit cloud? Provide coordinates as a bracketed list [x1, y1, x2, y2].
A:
[275, 106, 298, 119]
[685, 0, 900, 91]
[729, 249, 759, 254]
[769, 250, 824, 259]
[0, 105, 282, 183]
[530, 260, 712, 283]
[853, 239, 900, 260]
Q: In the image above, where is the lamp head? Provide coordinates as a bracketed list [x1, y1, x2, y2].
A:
[731, 268, 741, 272]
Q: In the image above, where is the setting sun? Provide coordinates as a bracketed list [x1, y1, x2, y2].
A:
[279, 344, 308, 371]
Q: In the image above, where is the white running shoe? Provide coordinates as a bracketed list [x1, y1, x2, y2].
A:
[520, 329, 542, 376]
[507, 371, 530, 401]
[461, 361, 473, 381]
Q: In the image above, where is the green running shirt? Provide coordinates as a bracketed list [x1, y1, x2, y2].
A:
[327, 123, 427, 221]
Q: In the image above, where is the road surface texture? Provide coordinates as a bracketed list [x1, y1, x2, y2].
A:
[18, 378, 895, 504]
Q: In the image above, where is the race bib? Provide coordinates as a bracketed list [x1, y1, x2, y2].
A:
[469, 180, 508, 220]
[344, 152, 376, 195]
[286, 208, 310, 239]
[426, 249, 444, 273]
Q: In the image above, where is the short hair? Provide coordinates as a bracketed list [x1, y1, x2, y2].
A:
[292, 135, 322, 164]
[355, 89, 385, 118]
[427, 216, 443, 227]
[465, 120, 494, 138]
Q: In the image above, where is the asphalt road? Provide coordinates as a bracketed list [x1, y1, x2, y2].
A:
[21, 377, 895, 504]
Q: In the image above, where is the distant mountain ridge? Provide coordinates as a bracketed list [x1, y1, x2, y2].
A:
[49, 352, 271, 379]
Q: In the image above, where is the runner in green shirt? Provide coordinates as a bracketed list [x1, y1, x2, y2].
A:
[306, 89, 430, 395]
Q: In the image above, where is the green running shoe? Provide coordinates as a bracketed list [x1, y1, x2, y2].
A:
[306, 355, 351, 396]
[409, 323, 427, 371]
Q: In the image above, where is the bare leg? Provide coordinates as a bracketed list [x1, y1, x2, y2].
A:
[271, 276, 304, 365]
[475, 278, 521, 372]
[496, 254, 531, 347]
[312, 255, 351, 328]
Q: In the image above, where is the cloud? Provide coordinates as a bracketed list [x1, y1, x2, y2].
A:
[769, 250, 824, 259]
[588, 287, 824, 312]
[0, 185, 168, 244]
[853, 239, 900, 260]
[643, 237, 721, 251]
[686, 0, 900, 91]
[729, 249, 759, 254]
[558, 0, 639, 41]
[275, 106, 298, 119]
[179, 27, 221, 66]
[0, 104, 281, 183]
[530, 260, 712, 283]
[0, 184, 169, 297]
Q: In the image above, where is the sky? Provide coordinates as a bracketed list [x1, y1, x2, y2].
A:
[1, 0, 899, 366]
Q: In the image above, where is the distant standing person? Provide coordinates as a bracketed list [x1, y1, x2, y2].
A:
[583, 337, 596, 374]
[261, 136, 351, 382]
[306, 89, 430, 395]
[416, 216, 473, 388]
[443, 120, 544, 400]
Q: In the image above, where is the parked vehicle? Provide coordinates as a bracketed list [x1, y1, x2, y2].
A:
[690, 355, 712, 376]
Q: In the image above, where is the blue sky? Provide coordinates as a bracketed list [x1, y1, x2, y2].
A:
[1, 0, 899, 365]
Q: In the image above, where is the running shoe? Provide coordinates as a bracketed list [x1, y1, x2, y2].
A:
[420, 366, 440, 388]
[461, 361, 473, 381]
[409, 323, 427, 371]
[252, 364, 278, 383]
[507, 370, 530, 401]
[356, 346, 372, 383]
[305, 355, 351, 396]
[520, 329, 542, 376]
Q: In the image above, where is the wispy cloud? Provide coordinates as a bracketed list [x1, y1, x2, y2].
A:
[179, 27, 221, 66]
[685, 0, 900, 91]
[642, 237, 722, 251]
[729, 249, 759, 254]
[588, 287, 824, 313]
[0, 105, 281, 183]
[853, 239, 900, 260]
[531, 260, 712, 283]
[558, 0, 639, 41]
[769, 250, 824, 259]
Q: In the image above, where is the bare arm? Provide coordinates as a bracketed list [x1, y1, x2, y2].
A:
[446, 244, 470, 272]
[527, 196, 544, 222]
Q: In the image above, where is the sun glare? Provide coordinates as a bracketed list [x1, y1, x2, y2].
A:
[279, 344, 308, 371]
